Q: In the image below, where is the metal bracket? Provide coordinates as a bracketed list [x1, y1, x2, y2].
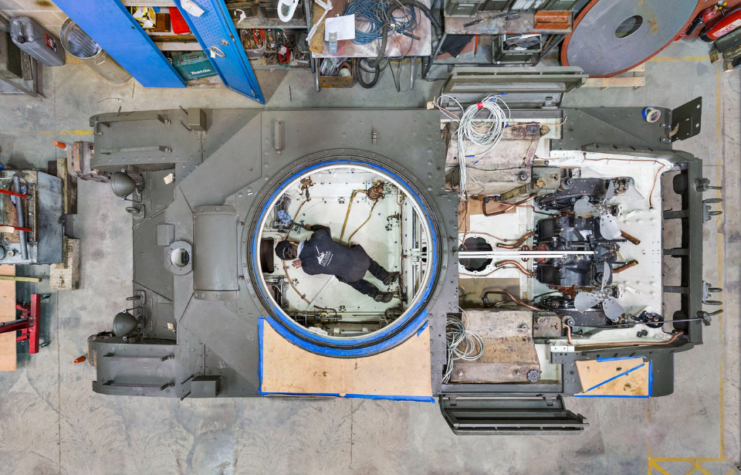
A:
[671, 97, 702, 142]
[702, 281, 722, 306]
[696, 178, 722, 192]
[702, 198, 722, 223]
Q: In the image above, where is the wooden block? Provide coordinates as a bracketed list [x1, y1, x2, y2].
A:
[309, 0, 327, 54]
[50, 238, 80, 290]
[584, 76, 646, 89]
[260, 318, 432, 399]
[318, 76, 353, 88]
[575, 357, 650, 397]
[0, 265, 16, 371]
[57, 157, 78, 215]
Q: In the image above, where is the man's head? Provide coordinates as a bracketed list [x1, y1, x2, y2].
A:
[275, 240, 298, 260]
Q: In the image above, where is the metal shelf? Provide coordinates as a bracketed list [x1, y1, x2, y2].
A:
[235, 16, 308, 29]
[435, 43, 492, 65]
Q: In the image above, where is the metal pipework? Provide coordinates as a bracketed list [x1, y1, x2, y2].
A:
[496, 231, 535, 249]
[339, 189, 368, 243]
[620, 231, 641, 245]
[482, 290, 541, 312]
[12, 176, 28, 260]
[612, 260, 639, 274]
[339, 180, 385, 244]
[494, 260, 535, 277]
[483, 194, 537, 217]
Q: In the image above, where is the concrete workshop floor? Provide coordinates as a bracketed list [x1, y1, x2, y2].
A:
[0, 35, 739, 474]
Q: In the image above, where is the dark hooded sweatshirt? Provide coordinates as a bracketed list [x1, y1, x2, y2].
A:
[298, 225, 370, 283]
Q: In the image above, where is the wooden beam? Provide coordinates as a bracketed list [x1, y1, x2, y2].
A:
[0, 265, 16, 371]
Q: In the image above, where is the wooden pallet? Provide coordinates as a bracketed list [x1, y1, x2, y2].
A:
[583, 64, 645, 90]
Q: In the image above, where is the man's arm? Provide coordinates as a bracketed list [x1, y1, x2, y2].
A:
[304, 224, 330, 233]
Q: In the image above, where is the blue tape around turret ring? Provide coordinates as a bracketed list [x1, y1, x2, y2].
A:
[251, 159, 439, 357]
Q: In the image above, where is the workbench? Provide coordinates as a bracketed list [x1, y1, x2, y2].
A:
[427, 10, 573, 76]
[311, 0, 432, 58]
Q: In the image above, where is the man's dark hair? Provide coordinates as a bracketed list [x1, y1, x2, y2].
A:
[275, 240, 294, 260]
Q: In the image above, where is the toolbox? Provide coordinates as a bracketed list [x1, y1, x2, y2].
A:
[172, 52, 217, 80]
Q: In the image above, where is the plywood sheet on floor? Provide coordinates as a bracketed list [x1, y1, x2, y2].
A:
[0, 265, 16, 371]
[260, 318, 432, 399]
[575, 357, 649, 397]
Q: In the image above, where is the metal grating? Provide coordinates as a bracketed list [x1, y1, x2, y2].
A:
[173, 0, 264, 103]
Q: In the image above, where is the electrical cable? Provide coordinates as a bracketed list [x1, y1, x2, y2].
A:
[370, 0, 441, 69]
[434, 94, 510, 201]
[343, 0, 418, 45]
[354, 58, 381, 88]
[442, 310, 485, 383]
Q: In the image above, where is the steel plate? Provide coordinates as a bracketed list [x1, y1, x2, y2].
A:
[561, 0, 699, 77]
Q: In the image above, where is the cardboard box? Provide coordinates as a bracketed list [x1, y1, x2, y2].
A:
[318, 75, 353, 88]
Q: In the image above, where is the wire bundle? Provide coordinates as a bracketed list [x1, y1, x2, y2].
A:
[434, 94, 511, 200]
[343, 0, 417, 45]
[442, 311, 485, 383]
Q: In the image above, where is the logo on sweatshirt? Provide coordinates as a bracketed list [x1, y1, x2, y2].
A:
[316, 246, 333, 267]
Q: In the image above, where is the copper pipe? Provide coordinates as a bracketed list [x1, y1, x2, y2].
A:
[482, 290, 541, 312]
[612, 260, 639, 274]
[346, 200, 379, 244]
[495, 260, 536, 277]
[565, 324, 684, 348]
[314, 305, 338, 317]
[620, 231, 641, 245]
[282, 260, 311, 305]
[339, 190, 367, 243]
[496, 231, 535, 249]
[483, 194, 537, 217]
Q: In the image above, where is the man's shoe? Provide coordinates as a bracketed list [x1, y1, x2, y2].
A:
[374, 292, 393, 303]
[383, 272, 400, 286]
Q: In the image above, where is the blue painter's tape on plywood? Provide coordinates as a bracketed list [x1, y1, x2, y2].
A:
[574, 357, 652, 398]
[52, 0, 186, 88]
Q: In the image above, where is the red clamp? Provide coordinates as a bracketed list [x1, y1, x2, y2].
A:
[476, 102, 484, 110]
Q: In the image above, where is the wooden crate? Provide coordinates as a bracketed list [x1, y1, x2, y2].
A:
[50, 238, 80, 290]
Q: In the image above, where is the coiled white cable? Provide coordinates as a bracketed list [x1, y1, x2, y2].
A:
[442, 310, 485, 383]
[434, 94, 510, 200]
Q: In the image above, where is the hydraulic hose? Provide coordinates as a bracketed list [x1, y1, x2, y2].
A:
[354, 58, 381, 89]
[370, 0, 442, 69]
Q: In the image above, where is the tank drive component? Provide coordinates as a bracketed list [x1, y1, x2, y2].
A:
[110, 171, 144, 215]
[572, 180, 622, 240]
[113, 311, 139, 338]
[573, 262, 625, 322]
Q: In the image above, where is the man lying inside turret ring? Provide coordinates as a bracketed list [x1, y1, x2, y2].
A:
[275, 224, 399, 303]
